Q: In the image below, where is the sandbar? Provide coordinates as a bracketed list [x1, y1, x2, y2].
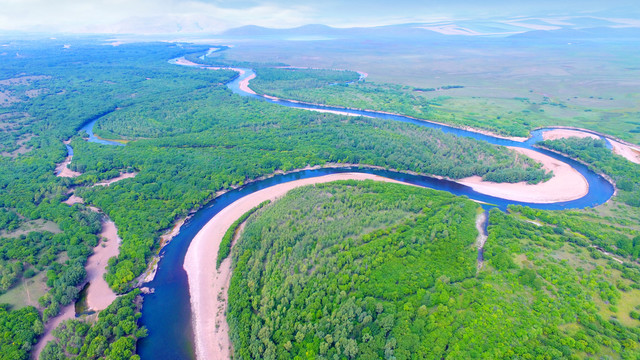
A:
[84, 220, 120, 311]
[63, 194, 84, 206]
[610, 140, 640, 164]
[305, 108, 366, 117]
[55, 155, 81, 178]
[32, 219, 120, 359]
[457, 147, 589, 203]
[542, 129, 599, 141]
[93, 172, 137, 187]
[173, 58, 201, 67]
[183, 173, 418, 360]
[32, 303, 76, 359]
[237, 73, 256, 95]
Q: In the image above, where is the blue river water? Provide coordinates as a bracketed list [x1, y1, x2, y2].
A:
[79, 115, 125, 146]
[107, 57, 616, 359]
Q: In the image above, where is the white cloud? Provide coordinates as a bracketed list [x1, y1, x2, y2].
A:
[0, 0, 315, 33]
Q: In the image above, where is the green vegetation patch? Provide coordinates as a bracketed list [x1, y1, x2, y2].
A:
[40, 289, 147, 360]
[228, 181, 479, 359]
[247, 67, 640, 142]
[217, 200, 270, 269]
[73, 84, 548, 292]
[227, 181, 640, 359]
[539, 137, 640, 208]
[0, 304, 43, 360]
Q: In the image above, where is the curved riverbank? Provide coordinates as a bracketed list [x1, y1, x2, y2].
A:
[235, 74, 530, 143]
[183, 173, 418, 360]
[133, 53, 618, 359]
[457, 147, 589, 203]
[54, 141, 81, 178]
[538, 126, 640, 164]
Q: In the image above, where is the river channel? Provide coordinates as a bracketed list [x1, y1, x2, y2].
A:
[78, 53, 615, 359]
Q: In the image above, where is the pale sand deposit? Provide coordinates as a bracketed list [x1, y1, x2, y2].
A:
[237, 73, 256, 95]
[84, 220, 120, 311]
[32, 303, 76, 359]
[63, 194, 84, 206]
[542, 129, 600, 141]
[173, 57, 201, 66]
[55, 157, 81, 178]
[93, 172, 137, 187]
[457, 147, 589, 203]
[33, 219, 120, 359]
[184, 173, 418, 360]
[542, 128, 640, 165]
[305, 108, 366, 117]
[610, 140, 640, 164]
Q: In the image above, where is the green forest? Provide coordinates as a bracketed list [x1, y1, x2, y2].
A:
[228, 180, 640, 359]
[1, 37, 640, 360]
[241, 65, 640, 141]
[539, 137, 640, 208]
[40, 290, 147, 360]
[0, 39, 555, 359]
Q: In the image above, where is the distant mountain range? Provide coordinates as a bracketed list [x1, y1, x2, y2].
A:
[219, 16, 640, 41]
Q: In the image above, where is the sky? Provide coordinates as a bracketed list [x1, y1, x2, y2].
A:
[0, 0, 638, 34]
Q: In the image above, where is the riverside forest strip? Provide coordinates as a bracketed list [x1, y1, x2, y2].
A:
[217, 200, 270, 269]
[240, 66, 640, 143]
[184, 174, 423, 360]
[226, 181, 640, 359]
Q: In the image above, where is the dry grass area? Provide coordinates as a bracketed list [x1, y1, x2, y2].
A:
[595, 288, 640, 327]
[0, 271, 48, 309]
[0, 112, 29, 129]
[0, 134, 35, 158]
[0, 90, 19, 106]
[0, 218, 61, 238]
[0, 75, 50, 86]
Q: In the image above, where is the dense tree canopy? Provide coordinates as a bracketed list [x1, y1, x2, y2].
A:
[228, 181, 640, 359]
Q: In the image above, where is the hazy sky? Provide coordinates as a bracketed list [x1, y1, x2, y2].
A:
[0, 0, 637, 34]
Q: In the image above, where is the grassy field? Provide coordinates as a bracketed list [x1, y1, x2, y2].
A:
[0, 271, 48, 309]
[0, 219, 61, 238]
[220, 38, 640, 142]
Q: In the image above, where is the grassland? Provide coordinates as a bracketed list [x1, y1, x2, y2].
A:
[219, 38, 640, 142]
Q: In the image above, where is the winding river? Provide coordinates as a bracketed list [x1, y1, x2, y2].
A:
[78, 53, 615, 359]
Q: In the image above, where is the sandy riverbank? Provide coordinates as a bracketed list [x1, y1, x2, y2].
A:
[542, 129, 599, 141]
[457, 147, 589, 203]
[173, 58, 201, 66]
[610, 140, 640, 164]
[237, 73, 256, 95]
[84, 220, 120, 311]
[93, 172, 137, 187]
[63, 194, 84, 206]
[32, 302, 76, 359]
[475, 211, 488, 271]
[137, 216, 191, 285]
[55, 149, 81, 178]
[183, 173, 418, 360]
[55, 159, 81, 177]
[32, 218, 120, 359]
